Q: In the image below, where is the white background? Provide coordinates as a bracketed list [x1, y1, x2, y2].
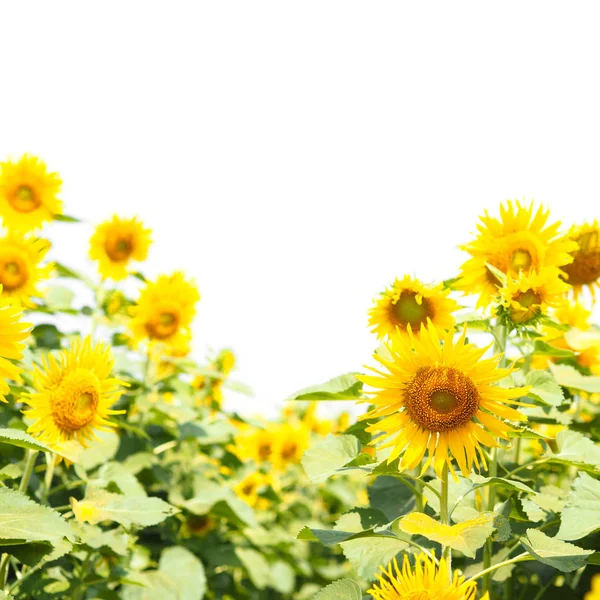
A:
[1, 2, 599, 416]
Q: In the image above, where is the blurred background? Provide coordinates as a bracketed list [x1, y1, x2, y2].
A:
[1, 2, 599, 416]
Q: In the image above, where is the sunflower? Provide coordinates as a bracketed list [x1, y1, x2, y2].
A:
[497, 268, 568, 326]
[0, 154, 63, 231]
[0, 300, 32, 403]
[129, 272, 200, 349]
[271, 423, 310, 471]
[368, 553, 481, 600]
[358, 322, 526, 477]
[369, 275, 458, 341]
[0, 232, 53, 307]
[561, 221, 600, 300]
[89, 215, 152, 281]
[232, 426, 277, 464]
[23, 337, 126, 446]
[233, 471, 271, 508]
[458, 200, 577, 308]
[585, 574, 600, 600]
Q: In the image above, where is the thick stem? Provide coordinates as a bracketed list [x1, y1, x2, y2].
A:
[440, 463, 452, 580]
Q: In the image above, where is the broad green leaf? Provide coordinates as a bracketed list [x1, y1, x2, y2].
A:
[368, 476, 415, 521]
[469, 474, 536, 495]
[95, 462, 147, 497]
[287, 373, 364, 401]
[397, 512, 496, 558]
[549, 363, 600, 393]
[0, 465, 21, 480]
[525, 371, 565, 406]
[0, 542, 54, 566]
[301, 434, 360, 483]
[45, 286, 75, 311]
[529, 485, 567, 514]
[314, 579, 362, 600]
[0, 488, 73, 543]
[159, 546, 206, 600]
[0, 429, 80, 461]
[235, 548, 270, 590]
[73, 522, 130, 556]
[557, 473, 600, 541]
[121, 571, 178, 600]
[533, 341, 575, 359]
[270, 561, 295, 594]
[549, 430, 600, 470]
[53, 214, 80, 223]
[76, 429, 120, 471]
[521, 529, 592, 572]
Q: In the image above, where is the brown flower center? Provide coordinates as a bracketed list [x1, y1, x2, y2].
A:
[105, 236, 134, 262]
[281, 441, 298, 460]
[509, 249, 532, 271]
[404, 366, 479, 432]
[51, 369, 100, 433]
[8, 185, 42, 213]
[391, 292, 433, 330]
[0, 257, 28, 291]
[563, 232, 600, 287]
[257, 441, 272, 460]
[145, 310, 180, 339]
[510, 289, 542, 323]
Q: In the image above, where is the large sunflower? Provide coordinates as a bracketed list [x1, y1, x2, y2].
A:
[0, 154, 63, 231]
[23, 337, 126, 446]
[0, 300, 32, 403]
[359, 322, 526, 477]
[0, 232, 53, 307]
[369, 275, 458, 341]
[129, 272, 200, 349]
[89, 215, 152, 281]
[561, 221, 600, 300]
[458, 200, 576, 308]
[368, 553, 481, 600]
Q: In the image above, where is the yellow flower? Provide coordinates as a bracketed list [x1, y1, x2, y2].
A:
[585, 573, 600, 600]
[0, 154, 63, 231]
[552, 300, 591, 331]
[458, 200, 577, 308]
[359, 322, 526, 477]
[234, 471, 271, 508]
[498, 268, 568, 325]
[0, 299, 32, 403]
[0, 232, 53, 307]
[129, 272, 200, 349]
[368, 553, 478, 600]
[233, 427, 277, 464]
[271, 423, 310, 470]
[89, 215, 152, 281]
[562, 221, 600, 300]
[23, 337, 126, 446]
[217, 349, 236, 376]
[369, 275, 458, 341]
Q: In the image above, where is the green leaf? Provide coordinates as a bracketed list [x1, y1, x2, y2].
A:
[0, 465, 21, 480]
[94, 462, 147, 497]
[76, 429, 120, 471]
[521, 529, 592, 572]
[0, 429, 50, 453]
[287, 373, 364, 401]
[0, 488, 73, 543]
[159, 546, 206, 600]
[313, 579, 363, 600]
[53, 214, 81, 223]
[525, 371, 565, 406]
[425, 475, 478, 522]
[368, 476, 415, 521]
[270, 561, 295, 594]
[549, 363, 600, 393]
[31, 324, 63, 349]
[0, 542, 54, 566]
[469, 474, 536, 495]
[549, 430, 600, 470]
[45, 286, 75, 311]
[301, 434, 360, 483]
[485, 262, 507, 286]
[73, 522, 130, 556]
[121, 571, 179, 600]
[533, 341, 576, 359]
[557, 473, 600, 541]
[235, 548, 271, 590]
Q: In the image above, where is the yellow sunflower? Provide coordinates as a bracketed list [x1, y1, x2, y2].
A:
[23, 337, 126, 446]
[89, 215, 152, 281]
[458, 200, 577, 308]
[368, 553, 480, 600]
[233, 426, 277, 464]
[129, 272, 200, 349]
[0, 299, 32, 403]
[586, 574, 600, 600]
[561, 221, 600, 300]
[359, 322, 526, 477]
[233, 471, 272, 508]
[497, 268, 568, 325]
[369, 275, 458, 341]
[0, 154, 63, 231]
[271, 423, 310, 471]
[0, 232, 53, 307]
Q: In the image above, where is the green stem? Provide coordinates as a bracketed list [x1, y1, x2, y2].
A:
[532, 572, 559, 600]
[467, 552, 531, 583]
[75, 551, 92, 600]
[504, 458, 550, 479]
[41, 453, 56, 505]
[440, 463, 451, 580]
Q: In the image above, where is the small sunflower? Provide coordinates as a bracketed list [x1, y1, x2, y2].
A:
[233, 427, 277, 464]
[129, 272, 200, 349]
[359, 322, 526, 477]
[0, 154, 63, 231]
[0, 300, 32, 403]
[368, 553, 480, 600]
[271, 423, 310, 471]
[586, 574, 600, 600]
[89, 215, 152, 281]
[23, 337, 126, 446]
[234, 472, 271, 508]
[458, 200, 577, 308]
[0, 232, 53, 307]
[369, 275, 458, 341]
[561, 221, 600, 300]
[497, 268, 568, 326]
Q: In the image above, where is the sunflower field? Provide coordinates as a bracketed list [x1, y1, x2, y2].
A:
[0, 154, 599, 600]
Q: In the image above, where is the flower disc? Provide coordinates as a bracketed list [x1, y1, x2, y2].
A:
[562, 221, 600, 299]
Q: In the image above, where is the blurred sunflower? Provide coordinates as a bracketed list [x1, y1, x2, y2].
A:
[561, 221, 600, 300]
[233, 427, 276, 464]
[369, 275, 457, 341]
[585, 573, 600, 600]
[0, 154, 63, 231]
[129, 272, 200, 349]
[271, 423, 310, 470]
[368, 553, 481, 600]
[23, 337, 126, 446]
[89, 215, 152, 281]
[0, 233, 53, 307]
[0, 300, 32, 403]
[458, 200, 576, 308]
[234, 471, 272, 508]
[359, 322, 526, 477]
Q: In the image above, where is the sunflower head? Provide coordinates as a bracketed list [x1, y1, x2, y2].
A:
[369, 275, 458, 341]
[368, 553, 478, 600]
[271, 423, 310, 470]
[233, 471, 272, 508]
[23, 337, 126, 446]
[458, 200, 577, 308]
[0, 232, 53, 307]
[129, 272, 200, 349]
[0, 154, 63, 231]
[0, 299, 32, 402]
[561, 221, 600, 300]
[89, 215, 152, 281]
[233, 427, 277, 464]
[359, 321, 527, 477]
